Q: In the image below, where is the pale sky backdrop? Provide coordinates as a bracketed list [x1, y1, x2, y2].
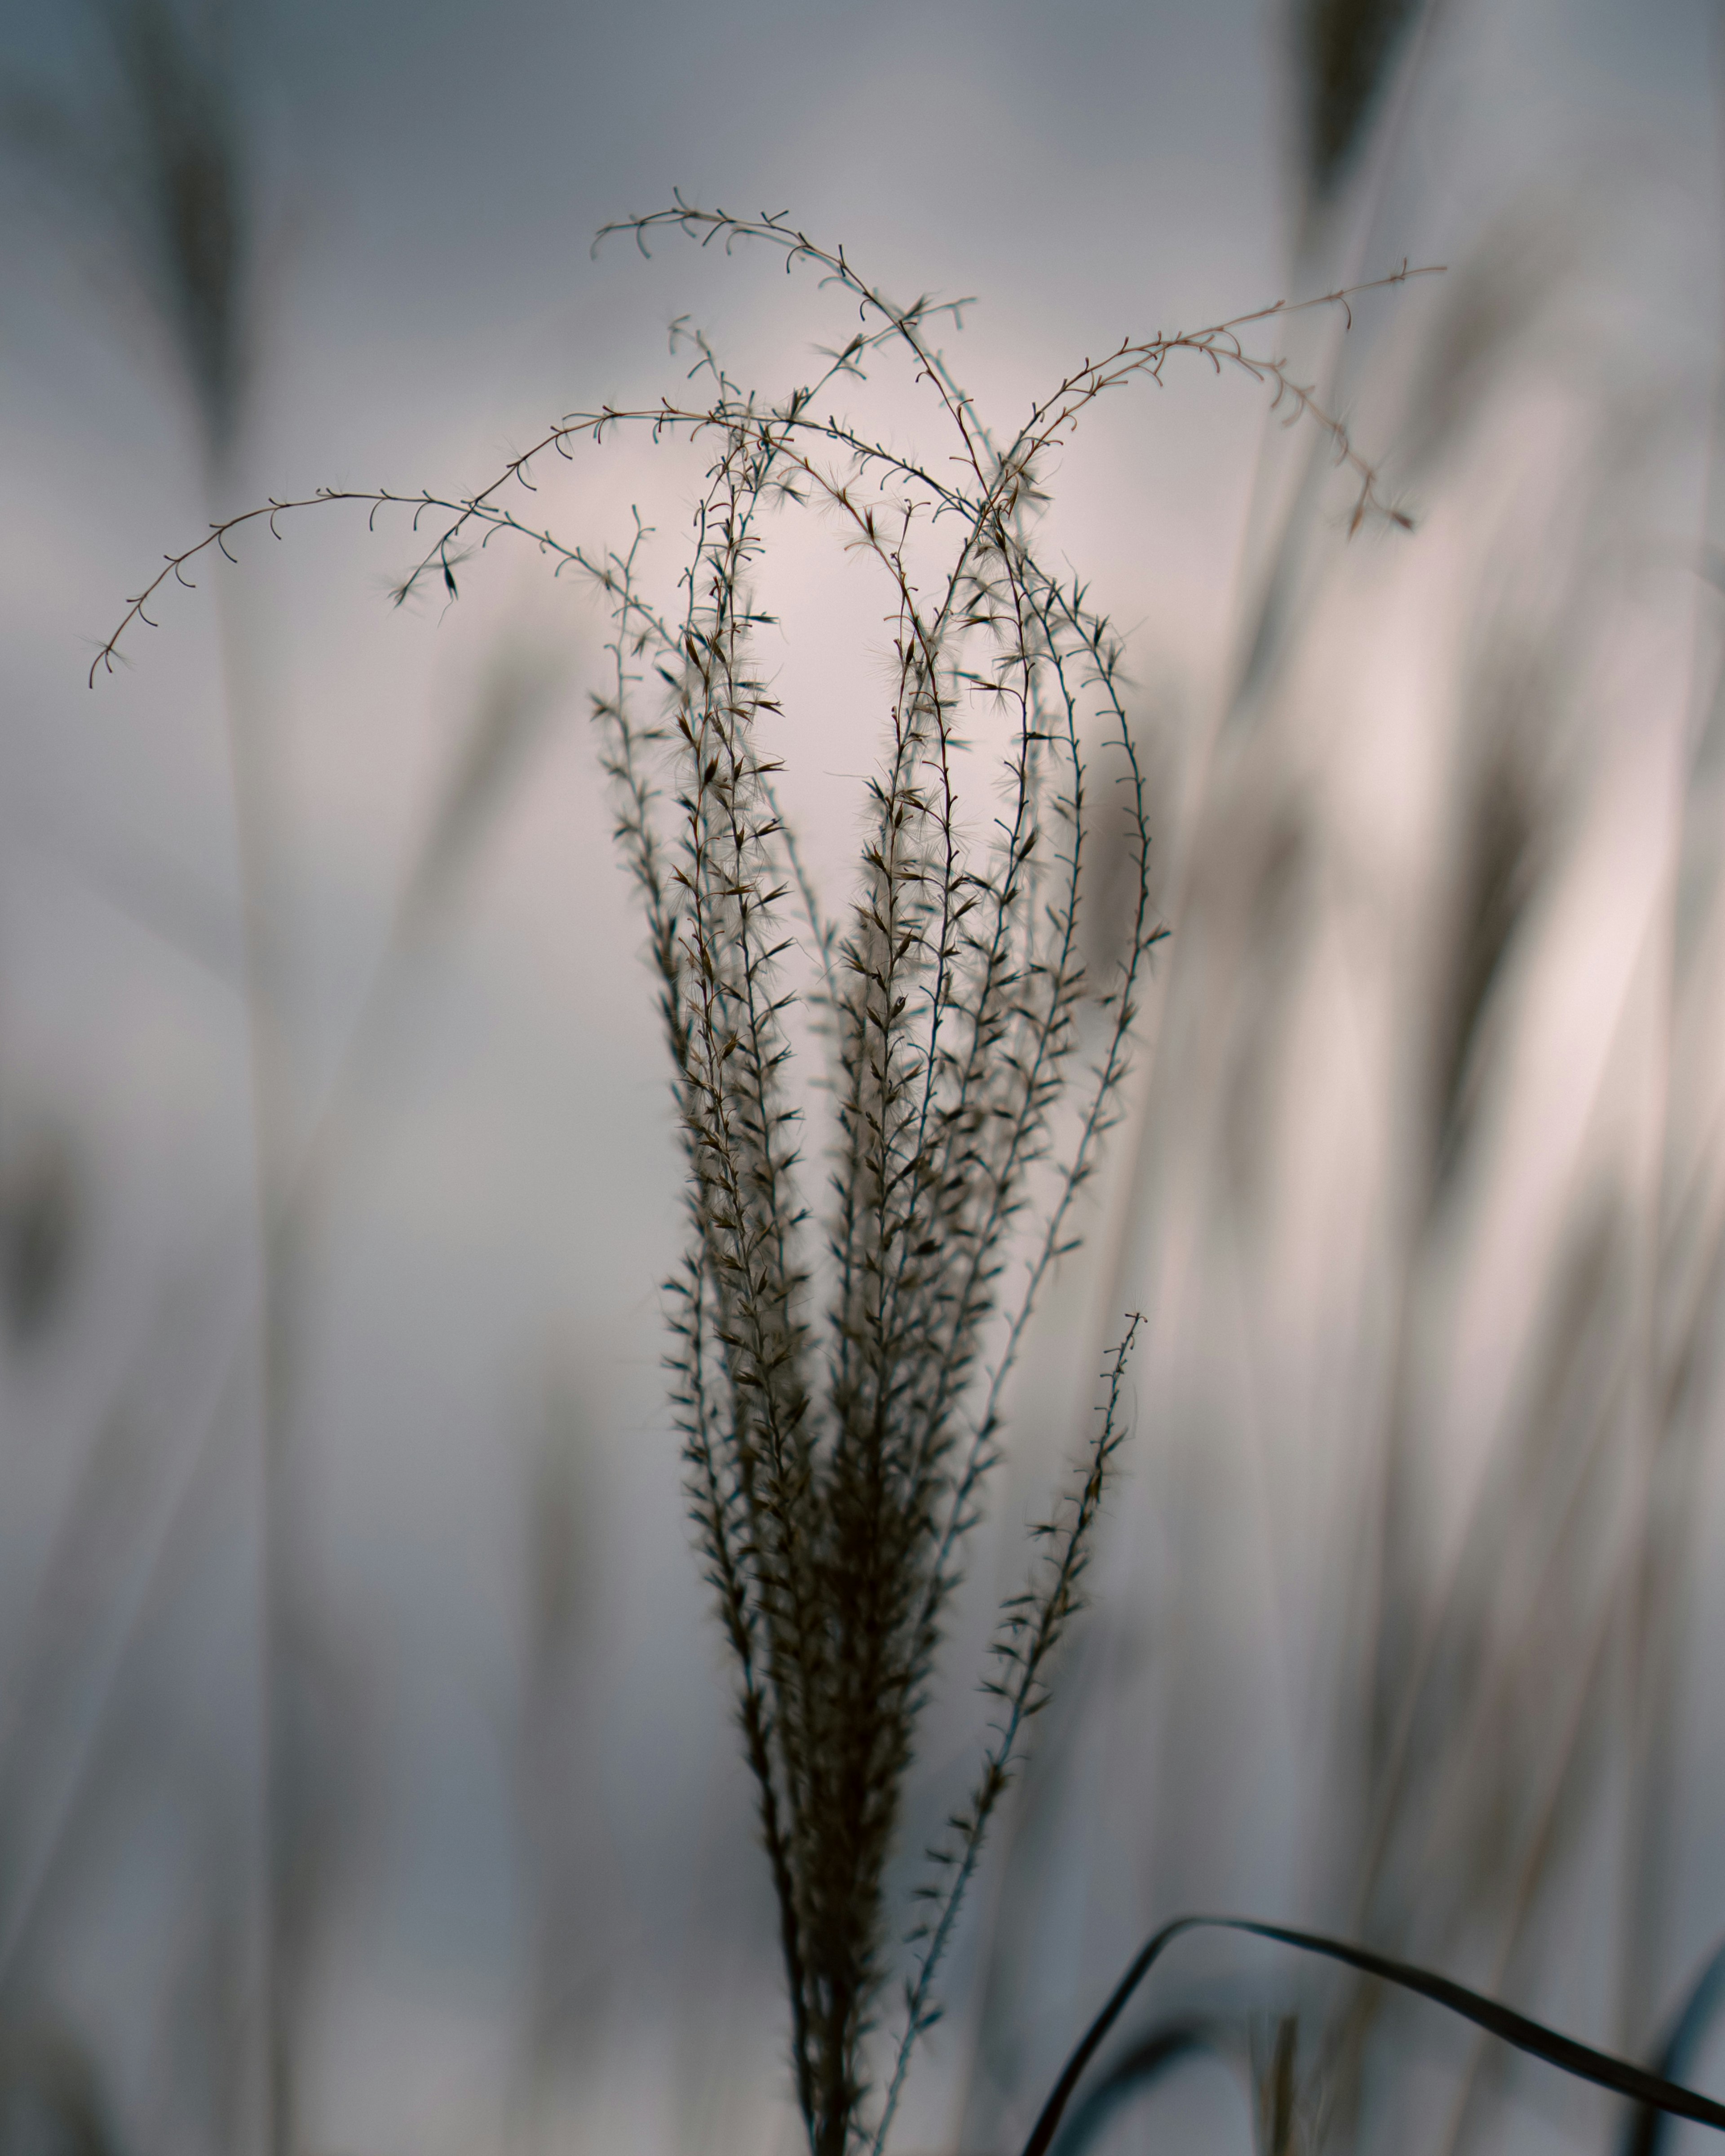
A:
[1, 1, 1722, 2153]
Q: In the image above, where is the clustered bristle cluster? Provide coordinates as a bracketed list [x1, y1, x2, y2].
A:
[574, 215, 1161, 2155]
[96, 200, 1417, 2156]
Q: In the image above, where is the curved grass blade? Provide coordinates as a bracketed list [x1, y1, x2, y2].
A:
[1624, 1933, 1725, 2156]
[1047, 2016, 1227, 2156]
[1020, 1917, 1725, 2156]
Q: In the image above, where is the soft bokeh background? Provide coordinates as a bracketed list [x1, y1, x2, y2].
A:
[2, 1, 1723, 2153]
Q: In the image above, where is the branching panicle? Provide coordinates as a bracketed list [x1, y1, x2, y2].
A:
[101, 203, 1424, 2156]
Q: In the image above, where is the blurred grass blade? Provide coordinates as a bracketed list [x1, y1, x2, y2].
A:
[1021, 1917, 1725, 2156]
[5, 0, 250, 461]
[1299, 0, 1425, 197]
[1625, 1934, 1725, 2156]
[1048, 2017, 1225, 2156]
[404, 655, 561, 923]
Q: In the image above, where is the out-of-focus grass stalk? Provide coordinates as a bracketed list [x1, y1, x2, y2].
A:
[7, 14, 567, 2149]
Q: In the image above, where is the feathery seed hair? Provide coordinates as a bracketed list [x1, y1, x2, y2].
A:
[97, 201, 1425, 2156]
